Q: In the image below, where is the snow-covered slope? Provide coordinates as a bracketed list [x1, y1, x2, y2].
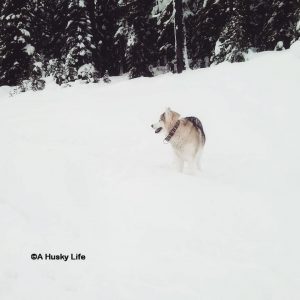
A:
[1, 45, 300, 300]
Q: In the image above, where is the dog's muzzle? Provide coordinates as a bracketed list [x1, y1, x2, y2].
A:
[151, 124, 162, 134]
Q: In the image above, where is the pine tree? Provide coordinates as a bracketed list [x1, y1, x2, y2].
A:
[29, 53, 45, 91]
[187, 0, 228, 68]
[0, 0, 35, 86]
[51, 59, 66, 85]
[62, 0, 96, 82]
[49, 0, 69, 60]
[103, 69, 111, 83]
[124, 0, 158, 79]
[261, 0, 298, 50]
[212, 0, 251, 64]
[94, 0, 119, 76]
[31, 0, 54, 58]
[78, 63, 98, 83]
[114, 6, 130, 75]
[247, 0, 270, 51]
[155, 0, 176, 71]
[155, 0, 190, 72]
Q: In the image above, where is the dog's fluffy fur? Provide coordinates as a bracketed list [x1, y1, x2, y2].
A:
[151, 108, 205, 172]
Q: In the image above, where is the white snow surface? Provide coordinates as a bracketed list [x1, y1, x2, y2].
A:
[290, 40, 300, 59]
[1, 48, 300, 299]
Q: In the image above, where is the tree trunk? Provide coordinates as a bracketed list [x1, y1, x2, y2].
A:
[174, 0, 185, 73]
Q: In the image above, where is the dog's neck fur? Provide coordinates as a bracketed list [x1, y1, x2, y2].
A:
[165, 114, 180, 133]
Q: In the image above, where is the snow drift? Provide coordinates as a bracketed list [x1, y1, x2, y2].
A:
[1, 44, 300, 300]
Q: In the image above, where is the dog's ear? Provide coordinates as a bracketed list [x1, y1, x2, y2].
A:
[173, 111, 181, 120]
[165, 107, 171, 114]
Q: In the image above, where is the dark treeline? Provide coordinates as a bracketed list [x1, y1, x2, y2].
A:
[0, 0, 299, 88]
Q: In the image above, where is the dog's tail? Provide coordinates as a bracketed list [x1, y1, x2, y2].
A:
[185, 116, 206, 144]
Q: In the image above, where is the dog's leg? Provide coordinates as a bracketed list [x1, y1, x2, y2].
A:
[196, 149, 203, 171]
[187, 159, 197, 175]
[187, 148, 203, 175]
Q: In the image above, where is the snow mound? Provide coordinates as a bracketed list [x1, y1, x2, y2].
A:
[78, 63, 95, 77]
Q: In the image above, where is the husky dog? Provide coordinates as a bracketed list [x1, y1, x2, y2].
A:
[151, 108, 206, 172]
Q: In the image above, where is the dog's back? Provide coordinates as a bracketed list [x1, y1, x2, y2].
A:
[185, 116, 206, 144]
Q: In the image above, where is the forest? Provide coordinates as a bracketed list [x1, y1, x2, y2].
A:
[0, 0, 299, 89]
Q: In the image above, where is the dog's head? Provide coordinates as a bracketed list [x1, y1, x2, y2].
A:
[151, 108, 180, 134]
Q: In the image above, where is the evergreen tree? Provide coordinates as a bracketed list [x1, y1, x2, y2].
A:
[29, 53, 45, 91]
[62, 0, 96, 82]
[49, 0, 69, 60]
[155, 0, 176, 70]
[86, 0, 100, 69]
[261, 0, 298, 50]
[155, 0, 191, 72]
[187, 0, 228, 68]
[31, 0, 54, 58]
[103, 70, 111, 83]
[0, 0, 35, 86]
[247, 0, 270, 51]
[94, 0, 119, 76]
[212, 0, 252, 64]
[114, 7, 130, 75]
[78, 63, 98, 83]
[124, 0, 158, 78]
[51, 59, 66, 85]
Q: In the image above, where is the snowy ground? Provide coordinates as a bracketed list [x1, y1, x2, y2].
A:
[1, 44, 300, 300]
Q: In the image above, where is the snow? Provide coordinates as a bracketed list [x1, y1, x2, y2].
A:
[66, 20, 73, 29]
[17, 36, 25, 43]
[290, 40, 300, 59]
[127, 27, 136, 46]
[23, 44, 35, 55]
[34, 62, 43, 68]
[78, 63, 95, 78]
[243, 48, 258, 61]
[20, 29, 30, 37]
[214, 39, 222, 56]
[156, 0, 172, 11]
[183, 21, 190, 69]
[1, 48, 300, 299]
[275, 41, 285, 51]
[79, 0, 85, 8]
[79, 49, 86, 56]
